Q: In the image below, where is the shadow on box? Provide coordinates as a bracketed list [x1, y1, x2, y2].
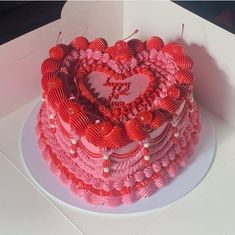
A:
[176, 38, 231, 126]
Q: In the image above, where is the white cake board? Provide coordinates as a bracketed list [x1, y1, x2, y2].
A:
[20, 103, 215, 215]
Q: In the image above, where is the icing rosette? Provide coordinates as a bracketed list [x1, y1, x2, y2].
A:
[71, 36, 89, 50]
[144, 166, 154, 178]
[122, 192, 138, 205]
[150, 111, 167, 129]
[127, 39, 145, 54]
[165, 162, 179, 178]
[154, 170, 168, 188]
[145, 36, 164, 51]
[70, 112, 90, 136]
[175, 70, 194, 85]
[125, 118, 146, 141]
[138, 182, 156, 198]
[41, 72, 57, 93]
[158, 97, 181, 114]
[104, 195, 122, 207]
[47, 87, 66, 111]
[89, 38, 108, 52]
[104, 126, 129, 149]
[41, 58, 61, 74]
[82, 190, 104, 206]
[85, 124, 105, 147]
[162, 42, 184, 58]
[175, 55, 193, 70]
[152, 161, 162, 173]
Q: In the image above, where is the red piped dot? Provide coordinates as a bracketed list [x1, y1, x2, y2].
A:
[167, 86, 180, 99]
[50, 128, 56, 134]
[49, 45, 64, 60]
[100, 121, 113, 135]
[48, 77, 62, 90]
[67, 103, 81, 115]
[139, 111, 152, 125]
[142, 148, 149, 155]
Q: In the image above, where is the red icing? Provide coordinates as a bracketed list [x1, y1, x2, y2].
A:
[49, 45, 64, 60]
[70, 112, 90, 135]
[139, 111, 153, 125]
[175, 70, 194, 85]
[89, 38, 108, 52]
[125, 118, 146, 141]
[162, 42, 184, 58]
[71, 36, 89, 50]
[158, 97, 181, 114]
[41, 58, 61, 74]
[145, 36, 164, 51]
[175, 55, 193, 70]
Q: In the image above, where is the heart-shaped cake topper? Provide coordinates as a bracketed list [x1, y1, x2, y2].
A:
[41, 32, 193, 149]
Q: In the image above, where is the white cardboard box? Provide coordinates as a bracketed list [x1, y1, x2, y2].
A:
[1, 1, 235, 235]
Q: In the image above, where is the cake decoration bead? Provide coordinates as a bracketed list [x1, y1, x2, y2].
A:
[49, 114, 55, 119]
[139, 111, 153, 125]
[174, 132, 179, 138]
[103, 154, 109, 160]
[70, 149, 76, 155]
[144, 142, 150, 148]
[144, 155, 150, 161]
[171, 119, 177, 127]
[95, 120, 101, 124]
[71, 139, 78, 145]
[189, 96, 194, 103]
[103, 167, 110, 173]
[50, 124, 56, 128]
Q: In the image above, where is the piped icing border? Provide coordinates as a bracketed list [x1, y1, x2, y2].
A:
[40, 35, 194, 154]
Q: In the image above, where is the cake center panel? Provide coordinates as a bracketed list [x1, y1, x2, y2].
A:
[85, 71, 149, 104]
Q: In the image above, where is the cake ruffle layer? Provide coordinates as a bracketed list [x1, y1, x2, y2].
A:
[36, 101, 200, 207]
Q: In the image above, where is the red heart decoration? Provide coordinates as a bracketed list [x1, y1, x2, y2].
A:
[41, 36, 194, 148]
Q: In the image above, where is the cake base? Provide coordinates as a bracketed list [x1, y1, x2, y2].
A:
[20, 101, 215, 214]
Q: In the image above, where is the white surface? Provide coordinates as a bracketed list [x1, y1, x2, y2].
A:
[21, 103, 215, 214]
[0, 152, 83, 235]
[0, 1, 122, 118]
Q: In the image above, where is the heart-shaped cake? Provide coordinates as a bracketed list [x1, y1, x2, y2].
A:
[37, 34, 200, 207]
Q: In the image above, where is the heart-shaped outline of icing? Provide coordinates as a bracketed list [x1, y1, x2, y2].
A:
[41, 37, 194, 148]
